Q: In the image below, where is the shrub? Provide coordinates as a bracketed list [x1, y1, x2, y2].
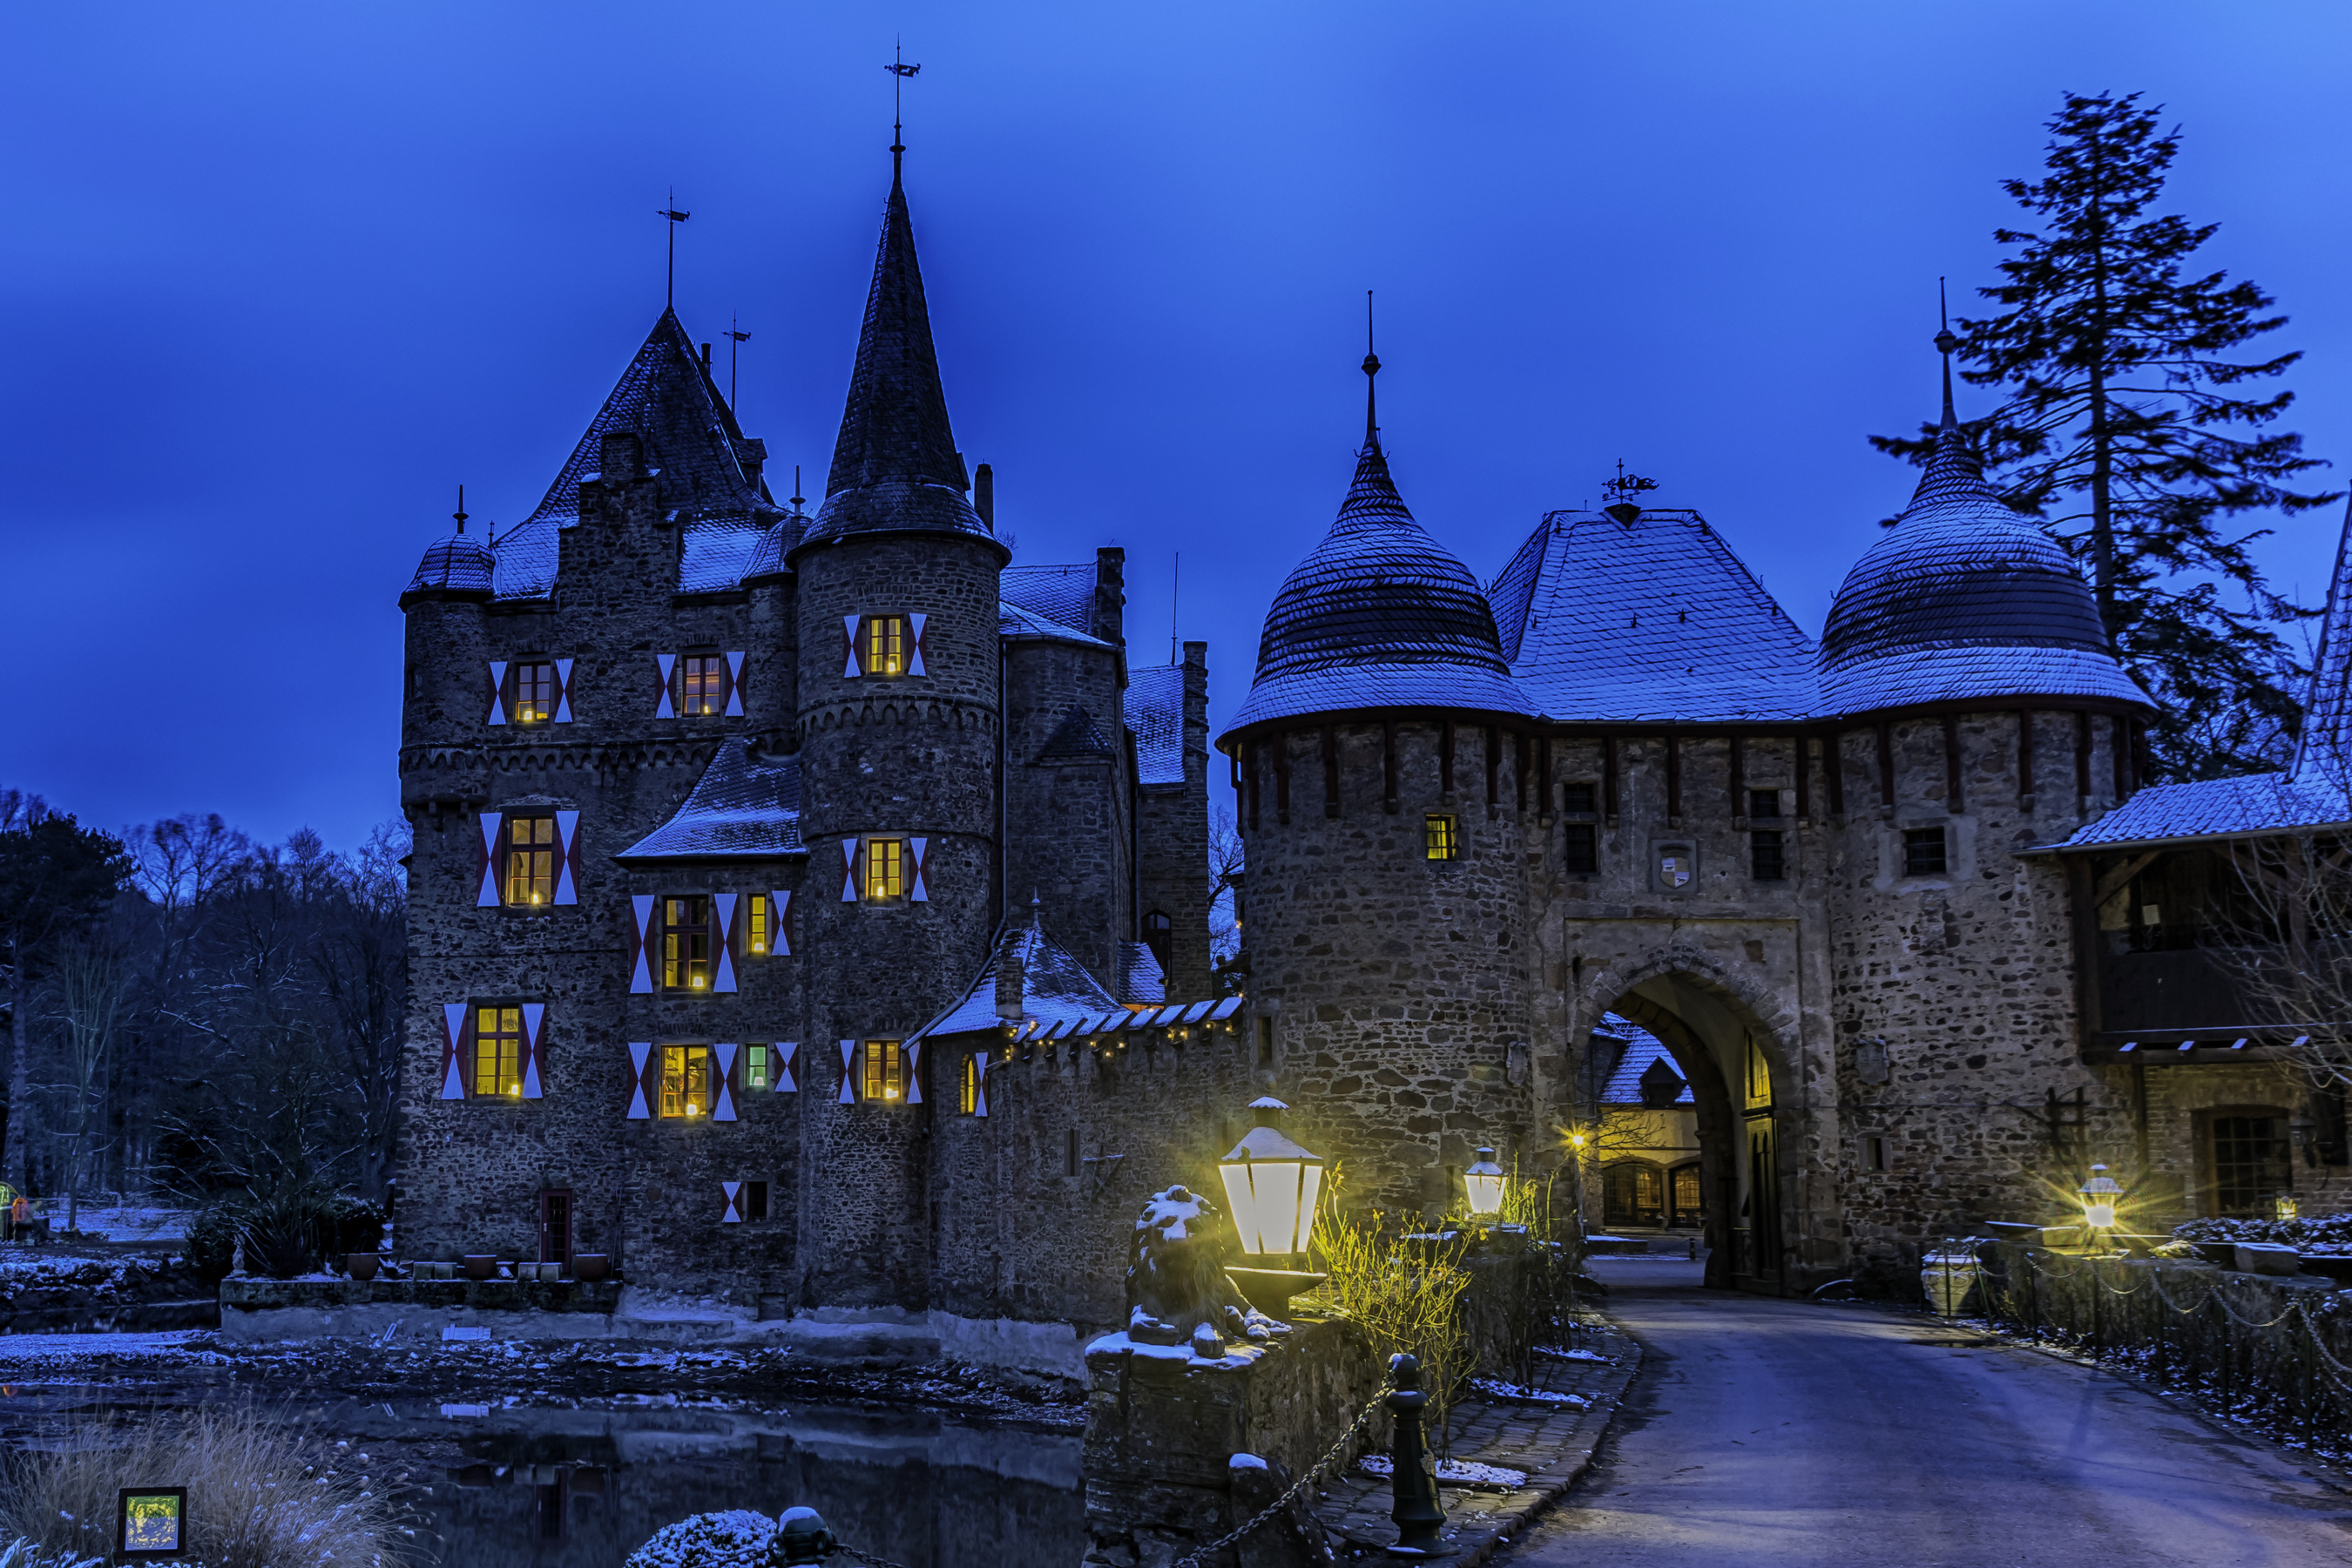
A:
[186, 1206, 240, 1282]
[1307, 1213, 1472, 1443]
[624, 1510, 776, 1568]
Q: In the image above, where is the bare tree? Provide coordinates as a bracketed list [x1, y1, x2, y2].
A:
[1208, 806, 1244, 986]
[42, 924, 132, 1232]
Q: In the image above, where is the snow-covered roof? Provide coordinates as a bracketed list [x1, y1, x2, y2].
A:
[998, 599, 1108, 647]
[1002, 564, 1100, 639]
[2295, 496, 2352, 781]
[1490, 509, 1821, 724]
[909, 916, 1126, 1041]
[1119, 941, 1166, 1004]
[1595, 1012, 1693, 1105]
[615, 740, 804, 861]
[1125, 665, 1187, 786]
[2047, 773, 2352, 852]
[404, 530, 494, 599]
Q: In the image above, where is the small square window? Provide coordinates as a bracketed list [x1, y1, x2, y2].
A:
[1903, 827, 1948, 877]
[746, 1179, 770, 1221]
[1749, 788, 1781, 820]
[515, 661, 557, 723]
[664, 896, 712, 990]
[863, 616, 909, 677]
[1751, 829, 1786, 882]
[679, 654, 726, 716]
[862, 839, 906, 902]
[1425, 814, 1458, 861]
[1560, 781, 1597, 815]
[862, 1039, 905, 1102]
[659, 1044, 712, 1118]
[1563, 822, 1598, 874]
[1866, 1137, 1887, 1172]
[504, 816, 557, 907]
[473, 1005, 523, 1098]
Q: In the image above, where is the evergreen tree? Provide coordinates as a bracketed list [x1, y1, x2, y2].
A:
[1874, 91, 2337, 780]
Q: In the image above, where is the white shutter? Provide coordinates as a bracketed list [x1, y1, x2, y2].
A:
[773, 889, 793, 956]
[775, 1041, 798, 1093]
[521, 1003, 546, 1098]
[838, 1039, 856, 1105]
[908, 612, 928, 676]
[553, 811, 580, 905]
[487, 662, 508, 727]
[720, 1181, 744, 1224]
[841, 840, 859, 902]
[476, 814, 503, 907]
[725, 652, 746, 716]
[654, 653, 677, 718]
[973, 1055, 989, 1119]
[441, 1004, 468, 1100]
[713, 1042, 740, 1121]
[629, 896, 656, 993]
[713, 894, 739, 992]
[553, 658, 575, 723]
[908, 837, 929, 902]
[626, 1042, 653, 1119]
[843, 615, 862, 678]
[904, 1040, 924, 1105]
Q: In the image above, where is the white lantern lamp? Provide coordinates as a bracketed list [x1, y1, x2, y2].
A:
[1219, 1097, 1328, 1315]
[2078, 1165, 2122, 1250]
[1464, 1146, 1506, 1221]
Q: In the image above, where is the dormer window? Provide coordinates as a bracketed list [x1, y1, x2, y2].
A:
[515, 662, 556, 723]
[863, 616, 909, 677]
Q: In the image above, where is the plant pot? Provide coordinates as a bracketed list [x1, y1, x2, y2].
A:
[346, 1254, 381, 1281]
[462, 1254, 498, 1281]
[572, 1254, 611, 1282]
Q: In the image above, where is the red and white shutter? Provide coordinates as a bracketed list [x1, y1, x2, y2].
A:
[713, 894, 739, 992]
[521, 1003, 547, 1098]
[973, 1053, 989, 1119]
[712, 1042, 740, 1122]
[476, 814, 504, 907]
[487, 662, 509, 727]
[908, 838, 930, 902]
[842, 615, 862, 678]
[775, 1041, 798, 1093]
[626, 1042, 654, 1119]
[725, 652, 746, 716]
[553, 658, 575, 723]
[553, 812, 581, 905]
[904, 1040, 924, 1105]
[440, 1004, 470, 1100]
[654, 653, 677, 718]
[840, 841, 859, 902]
[720, 1181, 744, 1224]
[628, 896, 656, 993]
[772, 889, 793, 956]
[908, 612, 929, 676]
[838, 1039, 857, 1105]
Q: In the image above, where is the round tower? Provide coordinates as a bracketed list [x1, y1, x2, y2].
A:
[397, 496, 496, 816]
[787, 161, 1008, 1306]
[1217, 352, 1541, 1218]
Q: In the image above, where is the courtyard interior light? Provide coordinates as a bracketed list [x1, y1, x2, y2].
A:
[1219, 1096, 1324, 1262]
[1464, 1146, 1506, 1220]
[2277, 1193, 2300, 1224]
[2078, 1165, 2122, 1243]
[118, 1487, 186, 1558]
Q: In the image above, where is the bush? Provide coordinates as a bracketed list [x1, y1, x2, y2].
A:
[624, 1510, 776, 1568]
[0, 1405, 416, 1568]
[186, 1206, 240, 1282]
[186, 1191, 389, 1281]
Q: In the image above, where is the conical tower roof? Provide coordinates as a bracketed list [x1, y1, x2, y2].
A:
[1819, 379, 2145, 717]
[798, 170, 993, 552]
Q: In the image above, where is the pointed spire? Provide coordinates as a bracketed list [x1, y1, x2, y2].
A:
[1935, 277, 1959, 429]
[1903, 297, 2004, 518]
[1362, 289, 1382, 454]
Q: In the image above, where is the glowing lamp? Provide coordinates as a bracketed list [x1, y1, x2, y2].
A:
[1219, 1097, 1324, 1261]
[1464, 1146, 1506, 1220]
[2277, 1193, 2300, 1223]
[118, 1487, 186, 1558]
[2078, 1165, 2122, 1233]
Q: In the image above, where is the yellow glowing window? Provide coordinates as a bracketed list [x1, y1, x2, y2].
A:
[747, 894, 771, 955]
[473, 1005, 523, 1098]
[862, 839, 906, 902]
[958, 1053, 979, 1115]
[1425, 814, 1458, 861]
[664, 896, 711, 990]
[679, 654, 726, 716]
[862, 1039, 905, 1102]
[659, 1044, 713, 1119]
[515, 661, 555, 723]
[504, 816, 556, 906]
[746, 1044, 771, 1091]
[863, 616, 908, 677]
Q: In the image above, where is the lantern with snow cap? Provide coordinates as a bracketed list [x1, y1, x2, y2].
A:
[1463, 1146, 1506, 1221]
[2078, 1164, 2122, 1248]
[1219, 1097, 1329, 1315]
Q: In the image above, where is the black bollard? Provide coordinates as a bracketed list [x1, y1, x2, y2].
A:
[1386, 1352, 1447, 1555]
[769, 1505, 837, 1566]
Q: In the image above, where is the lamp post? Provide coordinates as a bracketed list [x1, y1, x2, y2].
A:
[2078, 1165, 2122, 1253]
[1463, 1146, 1506, 1223]
[1219, 1096, 1328, 1315]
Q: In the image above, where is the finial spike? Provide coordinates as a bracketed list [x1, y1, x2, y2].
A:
[453, 483, 468, 533]
[790, 463, 804, 512]
[1361, 289, 1382, 452]
[1934, 275, 1960, 430]
[657, 191, 692, 308]
[887, 45, 921, 183]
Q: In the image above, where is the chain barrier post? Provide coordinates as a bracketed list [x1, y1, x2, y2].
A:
[767, 1506, 836, 1566]
[1387, 1352, 1447, 1555]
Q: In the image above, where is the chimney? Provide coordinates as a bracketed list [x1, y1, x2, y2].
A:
[701, 342, 713, 368]
[995, 934, 1025, 1022]
[974, 463, 994, 530]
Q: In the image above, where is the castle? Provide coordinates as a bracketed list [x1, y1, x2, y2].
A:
[396, 148, 2352, 1332]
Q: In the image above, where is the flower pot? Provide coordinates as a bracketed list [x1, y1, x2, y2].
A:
[572, 1254, 611, 1282]
[463, 1254, 498, 1281]
[346, 1253, 381, 1281]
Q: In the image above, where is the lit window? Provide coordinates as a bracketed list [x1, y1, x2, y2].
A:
[958, 1053, 980, 1115]
[747, 895, 771, 955]
[862, 616, 909, 677]
[659, 1044, 713, 1119]
[679, 655, 726, 716]
[1752, 830, 1786, 881]
[474, 1005, 523, 1098]
[504, 816, 557, 906]
[746, 1044, 771, 1091]
[862, 1039, 905, 1102]
[1563, 822, 1598, 874]
[664, 896, 711, 990]
[515, 662, 556, 723]
[1425, 814, 1458, 861]
[862, 839, 906, 902]
[1903, 827, 1948, 877]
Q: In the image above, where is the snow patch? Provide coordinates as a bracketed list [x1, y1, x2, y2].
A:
[1357, 1455, 1531, 1490]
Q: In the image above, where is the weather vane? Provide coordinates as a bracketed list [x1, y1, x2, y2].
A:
[657, 189, 691, 308]
[1601, 459, 1659, 512]
[887, 45, 921, 176]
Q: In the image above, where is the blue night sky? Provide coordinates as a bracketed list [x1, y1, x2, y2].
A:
[4, 3, 2349, 851]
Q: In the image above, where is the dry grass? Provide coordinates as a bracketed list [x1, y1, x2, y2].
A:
[0, 1404, 416, 1568]
[1307, 1210, 1474, 1441]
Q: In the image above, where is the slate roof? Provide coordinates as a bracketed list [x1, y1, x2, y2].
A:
[1035, 706, 1115, 762]
[404, 529, 494, 599]
[1596, 1012, 1693, 1105]
[1125, 665, 1187, 787]
[1820, 416, 2144, 715]
[998, 599, 1108, 648]
[615, 739, 804, 861]
[2295, 496, 2352, 780]
[1002, 564, 1099, 639]
[1226, 437, 1535, 736]
[800, 172, 994, 551]
[1490, 509, 1821, 723]
[908, 915, 1126, 1042]
[1119, 941, 1166, 1004]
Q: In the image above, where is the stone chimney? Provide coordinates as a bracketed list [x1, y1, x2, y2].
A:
[995, 933, 1025, 1022]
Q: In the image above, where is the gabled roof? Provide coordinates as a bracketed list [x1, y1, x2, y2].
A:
[2047, 774, 2352, 852]
[998, 598, 1107, 648]
[615, 739, 804, 862]
[1125, 665, 1187, 786]
[1491, 509, 1820, 724]
[2295, 495, 2352, 782]
[1596, 1012, 1693, 1105]
[1002, 564, 1100, 639]
[1119, 941, 1166, 1004]
[908, 916, 1125, 1043]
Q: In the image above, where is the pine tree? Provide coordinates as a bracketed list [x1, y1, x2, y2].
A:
[1874, 91, 2338, 781]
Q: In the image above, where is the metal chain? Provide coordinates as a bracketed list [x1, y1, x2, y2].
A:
[1166, 1380, 1396, 1568]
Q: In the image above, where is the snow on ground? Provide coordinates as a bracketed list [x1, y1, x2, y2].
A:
[0, 1330, 211, 1367]
[1471, 1378, 1590, 1406]
[0, 1251, 187, 1289]
[1358, 1454, 1531, 1490]
[66, 1206, 192, 1243]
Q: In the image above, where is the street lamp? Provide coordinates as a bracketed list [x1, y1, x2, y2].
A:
[1463, 1146, 1506, 1221]
[2078, 1165, 2122, 1250]
[1219, 1097, 1328, 1315]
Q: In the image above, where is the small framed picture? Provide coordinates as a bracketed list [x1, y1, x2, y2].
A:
[118, 1487, 187, 1558]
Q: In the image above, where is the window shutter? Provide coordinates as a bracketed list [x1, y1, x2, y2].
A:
[628, 896, 656, 993]
[713, 1042, 740, 1122]
[908, 612, 929, 676]
[973, 1053, 989, 1119]
[553, 811, 581, 905]
[840, 841, 859, 902]
[654, 653, 677, 719]
[487, 662, 509, 727]
[775, 1041, 798, 1093]
[521, 1003, 547, 1098]
[904, 1040, 924, 1105]
[626, 1041, 653, 1119]
[838, 1039, 856, 1105]
[725, 652, 747, 716]
[842, 615, 862, 678]
[554, 658, 575, 723]
[440, 1004, 470, 1100]
[908, 837, 929, 902]
[720, 1181, 744, 1224]
[476, 814, 504, 907]
[772, 889, 793, 956]
[713, 893, 739, 992]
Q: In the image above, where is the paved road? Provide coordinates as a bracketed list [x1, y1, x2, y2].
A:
[1497, 1259, 2352, 1567]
